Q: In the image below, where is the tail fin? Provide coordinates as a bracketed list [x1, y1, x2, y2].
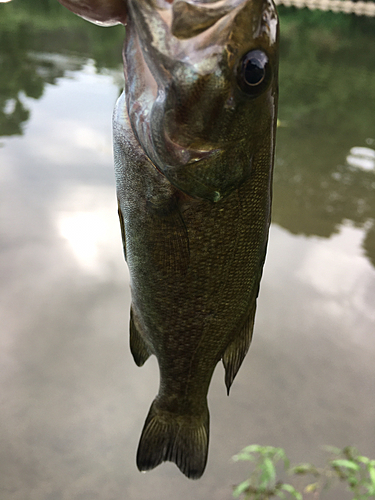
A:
[136, 399, 209, 479]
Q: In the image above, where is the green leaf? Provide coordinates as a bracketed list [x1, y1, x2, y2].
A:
[343, 447, 358, 460]
[304, 482, 318, 493]
[367, 471, 375, 496]
[347, 476, 358, 487]
[233, 479, 251, 498]
[232, 452, 256, 462]
[274, 448, 289, 468]
[275, 491, 286, 500]
[290, 463, 318, 475]
[331, 459, 360, 471]
[243, 445, 264, 454]
[233, 445, 266, 462]
[259, 458, 276, 486]
[232, 445, 375, 500]
[368, 463, 375, 486]
[280, 483, 303, 500]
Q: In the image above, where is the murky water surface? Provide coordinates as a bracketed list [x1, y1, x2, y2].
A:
[1, 3, 374, 499]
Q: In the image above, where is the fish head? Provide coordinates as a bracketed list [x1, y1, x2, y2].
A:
[125, 0, 279, 202]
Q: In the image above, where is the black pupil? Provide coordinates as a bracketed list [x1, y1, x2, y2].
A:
[243, 57, 265, 86]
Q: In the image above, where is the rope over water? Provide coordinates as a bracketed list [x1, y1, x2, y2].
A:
[275, 0, 375, 16]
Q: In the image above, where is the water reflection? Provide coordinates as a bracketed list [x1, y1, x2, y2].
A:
[57, 185, 124, 276]
[295, 222, 375, 325]
[0, 3, 374, 500]
[347, 146, 375, 171]
[273, 9, 375, 265]
[0, 0, 124, 136]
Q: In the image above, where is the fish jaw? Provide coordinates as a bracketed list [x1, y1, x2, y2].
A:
[125, 0, 279, 201]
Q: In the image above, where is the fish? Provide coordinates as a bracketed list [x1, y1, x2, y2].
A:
[58, 0, 279, 480]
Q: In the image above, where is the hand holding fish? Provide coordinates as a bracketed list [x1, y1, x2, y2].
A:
[58, 0, 279, 480]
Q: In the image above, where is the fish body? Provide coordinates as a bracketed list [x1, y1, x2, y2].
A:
[114, 0, 279, 479]
[58, 0, 279, 480]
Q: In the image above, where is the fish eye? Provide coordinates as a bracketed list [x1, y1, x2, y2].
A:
[237, 50, 271, 97]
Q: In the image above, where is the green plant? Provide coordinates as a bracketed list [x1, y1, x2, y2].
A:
[232, 445, 375, 499]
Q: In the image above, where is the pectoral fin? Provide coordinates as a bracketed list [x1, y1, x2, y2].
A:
[147, 195, 190, 276]
[222, 305, 256, 395]
[158, 210, 190, 275]
[130, 308, 152, 367]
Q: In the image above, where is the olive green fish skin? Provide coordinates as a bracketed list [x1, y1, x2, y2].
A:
[114, 0, 279, 480]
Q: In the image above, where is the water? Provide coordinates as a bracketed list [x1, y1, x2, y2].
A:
[1, 3, 374, 499]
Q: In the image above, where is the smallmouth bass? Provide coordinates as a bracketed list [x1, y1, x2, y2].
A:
[58, 0, 279, 480]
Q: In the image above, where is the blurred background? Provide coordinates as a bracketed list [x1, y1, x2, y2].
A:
[0, 1, 374, 499]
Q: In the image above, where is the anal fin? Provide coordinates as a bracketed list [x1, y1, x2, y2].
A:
[130, 308, 152, 367]
[222, 305, 256, 395]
